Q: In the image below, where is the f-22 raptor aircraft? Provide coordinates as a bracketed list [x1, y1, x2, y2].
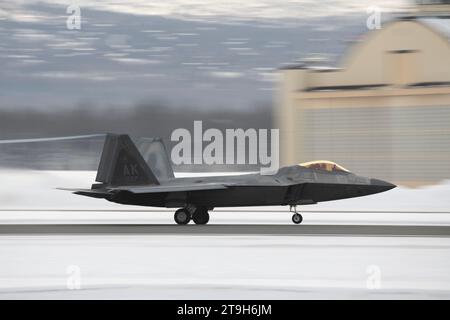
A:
[63, 134, 396, 225]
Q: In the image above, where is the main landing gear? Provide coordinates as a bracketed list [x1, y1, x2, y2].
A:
[290, 205, 303, 224]
[174, 206, 210, 225]
[174, 208, 190, 225]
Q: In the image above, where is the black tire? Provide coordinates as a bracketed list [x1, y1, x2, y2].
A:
[192, 208, 210, 225]
[174, 209, 190, 225]
[292, 213, 303, 224]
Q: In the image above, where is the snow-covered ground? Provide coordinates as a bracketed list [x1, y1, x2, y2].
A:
[0, 235, 449, 299]
[0, 170, 449, 299]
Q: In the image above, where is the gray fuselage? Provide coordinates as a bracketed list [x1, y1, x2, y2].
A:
[103, 165, 395, 209]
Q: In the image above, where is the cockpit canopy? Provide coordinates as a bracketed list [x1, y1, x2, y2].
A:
[299, 160, 350, 173]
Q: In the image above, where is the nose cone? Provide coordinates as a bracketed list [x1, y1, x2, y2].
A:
[370, 178, 396, 193]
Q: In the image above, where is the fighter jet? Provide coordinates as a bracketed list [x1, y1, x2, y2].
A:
[62, 134, 396, 225]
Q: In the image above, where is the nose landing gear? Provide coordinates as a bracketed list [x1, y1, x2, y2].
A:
[290, 205, 303, 224]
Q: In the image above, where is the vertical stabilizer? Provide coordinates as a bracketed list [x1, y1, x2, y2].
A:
[136, 137, 174, 181]
[95, 134, 159, 187]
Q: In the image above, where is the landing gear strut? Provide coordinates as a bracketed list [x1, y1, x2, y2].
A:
[290, 205, 303, 224]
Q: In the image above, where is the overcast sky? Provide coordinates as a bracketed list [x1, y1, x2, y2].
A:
[2, 0, 407, 22]
[0, 1, 408, 110]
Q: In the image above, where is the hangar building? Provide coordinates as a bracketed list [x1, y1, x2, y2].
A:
[275, 2, 450, 186]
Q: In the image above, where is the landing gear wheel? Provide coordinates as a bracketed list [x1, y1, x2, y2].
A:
[292, 213, 303, 224]
[192, 208, 210, 225]
[174, 209, 191, 225]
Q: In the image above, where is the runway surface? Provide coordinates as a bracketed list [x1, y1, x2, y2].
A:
[1, 212, 449, 299]
[1, 224, 450, 237]
[1, 233, 450, 299]
[0, 170, 449, 299]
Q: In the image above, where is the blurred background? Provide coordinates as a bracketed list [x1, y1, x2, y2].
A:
[0, 0, 449, 186]
[277, 1, 450, 187]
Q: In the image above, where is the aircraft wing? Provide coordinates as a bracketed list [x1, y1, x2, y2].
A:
[58, 183, 232, 196]
[113, 183, 231, 194]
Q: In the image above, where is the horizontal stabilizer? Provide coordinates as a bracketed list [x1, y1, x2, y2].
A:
[57, 188, 109, 198]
